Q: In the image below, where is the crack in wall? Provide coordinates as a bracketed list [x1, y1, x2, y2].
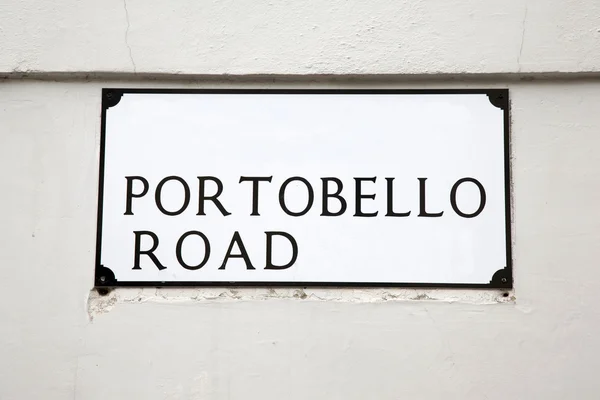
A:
[123, 0, 137, 73]
[517, 6, 528, 72]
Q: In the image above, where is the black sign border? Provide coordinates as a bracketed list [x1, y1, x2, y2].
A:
[95, 89, 512, 290]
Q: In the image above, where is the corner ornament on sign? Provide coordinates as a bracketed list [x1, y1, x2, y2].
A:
[95, 89, 512, 291]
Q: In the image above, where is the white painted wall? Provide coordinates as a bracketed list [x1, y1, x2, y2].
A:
[2, 1, 600, 399]
[1, 0, 600, 75]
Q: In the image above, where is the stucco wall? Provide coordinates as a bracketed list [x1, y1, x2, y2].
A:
[1, 0, 600, 76]
[2, 1, 600, 399]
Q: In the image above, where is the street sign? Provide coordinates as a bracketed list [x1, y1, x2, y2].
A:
[95, 89, 512, 288]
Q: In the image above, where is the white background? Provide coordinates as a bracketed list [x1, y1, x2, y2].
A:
[101, 93, 507, 284]
[2, 0, 600, 397]
[3, 76, 600, 400]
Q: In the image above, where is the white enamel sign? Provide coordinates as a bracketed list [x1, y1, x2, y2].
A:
[95, 89, 512, 288]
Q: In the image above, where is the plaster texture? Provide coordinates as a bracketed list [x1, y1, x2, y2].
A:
[1, 0, 600, 76]
[2, 79, 600, 398]
[2, 0, 600, 398]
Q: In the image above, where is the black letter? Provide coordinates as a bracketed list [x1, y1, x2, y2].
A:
[175, 231, 211, 270]
[197, 176, 231, 216]
[418, 178, 443, 217]
[219, 231, 255, 270]
[321, 178, 347, 216]
[133, 231, 166, 270]
[279, 177, 314, 217]
[239, 176, 273, 216]
[155, 176, 190, 216]
[265, 231, 298, 270]
[385, 178, 411, 217]
[354, 177, 378, 217]
[450, 178, 486, 218]
[124, 176, 149, 215]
